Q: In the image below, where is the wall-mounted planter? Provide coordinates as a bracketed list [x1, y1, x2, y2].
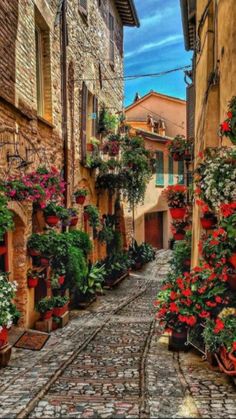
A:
[45, 215, 60, 227]
[170, 207, 187, 220]
[76, 195, 86, 205]
[28, 277, 38, 288]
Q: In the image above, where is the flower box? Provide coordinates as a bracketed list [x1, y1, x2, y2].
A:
[170, 207, 187, 220]
[229, 253, 236, 269]
[76, 195, 86, 205]
[27, 277, 38, 288]
[45, 215, 60, 227]
[70, 216, 78, 226]
[0, 327, 8, 348]
[53, 306, 65, 317]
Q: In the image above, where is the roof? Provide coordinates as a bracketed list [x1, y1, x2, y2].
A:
[136, 128, 172, 144]
[115, 0, 140, 27]
[125, 90, 186, 111]
[180, 0, 196, 51]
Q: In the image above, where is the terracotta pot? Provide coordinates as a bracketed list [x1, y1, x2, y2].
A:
[169, 329, 188, 351]
[200, 216, 217, 230]
[87, 143, 94, 152]
[0, 327, 8, 348]
[173, 232, 185, 241]
[53, 307, 64, 317]
[58, 275, 65, 285]
[69, 216, 78, 226]
[27, 277, 38, 288]
[0, 245, 7, 256]
[76, 195, 86, 205]
[173, 152, 184, 161]
[41, 310, 53, 320]
[227, 272, 236, 290]
[28, 248, 41, 257]
[229, 253, 236, 269]
[40, 257, 49, 267]
[170, 207, 187, 220]
[45, 215, 60, 227]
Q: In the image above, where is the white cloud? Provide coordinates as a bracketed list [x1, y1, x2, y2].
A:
[125, 35, 183, 59]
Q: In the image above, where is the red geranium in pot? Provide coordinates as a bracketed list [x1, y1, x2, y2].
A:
[27, 269, 39, 288]
[163, 185, 187, 219]
[219, 96, 236, 145]
[74, 188, 88, 205]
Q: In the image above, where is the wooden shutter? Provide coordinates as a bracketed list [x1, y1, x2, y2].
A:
[178, 160, 185, 185]
[186, 84, 195, 140]
[92, 96, 98, 137]
[81, 82, 88, 164]
[156, 151, 164, 187]
[168, 156, 174, 185]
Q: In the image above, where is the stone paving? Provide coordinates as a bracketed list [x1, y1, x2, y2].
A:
[0, 250, 236, 418]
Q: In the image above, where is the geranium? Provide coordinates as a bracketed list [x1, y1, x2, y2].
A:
[163, 185, 187, 208]
[203, 314, 236, 353]
[167, 135, 193, 159]
[219, 96, 236, 145]
[220, 202, 236, 218]
[213, 318, 225, 333]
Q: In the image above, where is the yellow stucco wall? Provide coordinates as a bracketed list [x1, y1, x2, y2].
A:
[191, 0, 236, 265]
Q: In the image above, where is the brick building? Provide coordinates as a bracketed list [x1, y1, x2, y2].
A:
[0, 0, 139, 327]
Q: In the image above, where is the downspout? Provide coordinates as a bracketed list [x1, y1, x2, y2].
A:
[61, 0, 68, 208]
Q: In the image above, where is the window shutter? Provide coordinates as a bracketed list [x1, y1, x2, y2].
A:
[81, 82, 88, 164]
[168, 156, 174, 185]
[109, 13, 115, 64]
[178, 160, 185, 185]
[156, 151, 164, 187]
[186, 84, 195, 140]
[92, 96, 98, 137]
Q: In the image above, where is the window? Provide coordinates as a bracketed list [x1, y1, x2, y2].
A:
[35, 9, 52, 121]
[178, 160, 185, 185]
[79, 0, 88, 17]
[109, 13, 115, 66]
[168, 156, 174, 185]
[80, 82, 98, 164]
[156, 151, 164, 187]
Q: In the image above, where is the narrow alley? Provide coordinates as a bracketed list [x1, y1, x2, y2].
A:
[0, 252, 235, 419]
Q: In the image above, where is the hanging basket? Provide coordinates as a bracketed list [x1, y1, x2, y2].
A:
[200, 216, 217, 230]
[173, 231, 185, 241]
[170, 207, 187, 220]
[45, 215, 60, 227]
[27, 277, 38, 288]
[76, 195, 86, 205]
[69, 216, 78, 226]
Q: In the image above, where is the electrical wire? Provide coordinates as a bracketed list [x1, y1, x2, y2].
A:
[134, 103, 185, 130]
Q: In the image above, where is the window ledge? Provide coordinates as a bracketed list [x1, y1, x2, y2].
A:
[37, 115, 54, 128]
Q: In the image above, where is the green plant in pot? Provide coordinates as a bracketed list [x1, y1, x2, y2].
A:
[52, 295, 69, 317]
[68, 208, 79, 227]
[0, 194, 14, 242]
[98, 109, 118, 134]
[84, 204, 100, 228]
[27, 269, 39, 288]
[37, 297, 54, 320]
[44, 202, 65, 226]
[74, 188, 88, 205]
[76, 263, 106, 303]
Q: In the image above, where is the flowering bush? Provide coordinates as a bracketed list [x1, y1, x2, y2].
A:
[219, 96, 236, 145]
[163, 185, 187, 208]
[201, 223, 236, 267]
[0, 272, 17, 330]
[154, 265, 228, 332]
[2, 166, 65, 208]
[203, 311, 236, 353]
[167, 135, 193, 159]
[0, 194, 14, 240]
[195, 148, 236, 212]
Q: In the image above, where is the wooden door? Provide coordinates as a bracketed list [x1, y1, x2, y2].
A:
[145, 212, 163, 249]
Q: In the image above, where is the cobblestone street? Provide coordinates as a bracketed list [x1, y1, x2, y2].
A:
[1, 251, 236, 418]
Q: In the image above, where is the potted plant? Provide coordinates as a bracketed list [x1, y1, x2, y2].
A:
[98, 108, 118, 134]
[27, 269, 39, 288]
[200, 212, 217, 230]
[219, 96, 236, 145]
[0, 194, 14, 243]
[43, 202, 62, 226]
[0, 273, 17, 350]
[37, 297, 54, 320]
[163, 185, 187, 219]
[167, 135, 192, 161]
[52, 296, 69, 317]
[107, 158, 119, 171]
[84, 205, 100, 228]
[74, 263, 106, 307]
[68, 208, 78, 227]
[86, 137, 100, 152]
[74, 188, 88, 205]
[128, 240, 155, 269]
[170, 236, 192, 274]
[106, 134, 121, 156]
[27, 233, 42, 256]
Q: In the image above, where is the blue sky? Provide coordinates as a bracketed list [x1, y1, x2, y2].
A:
[124, 0, 192, 106]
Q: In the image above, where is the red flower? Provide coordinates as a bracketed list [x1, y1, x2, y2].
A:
[169, 302, 179, 313]
[227, 111, 233, 118]
[221, 121, 231, 132]
[215, 296, 222, 303]
[182, 288, 192, 297]
[206, 301, 217, 308]
[213, 318, 225, 334]
[176, 278, 184, 290]
[170, 291, 178, 300]
[199, 311, 210, 318]
[232, 342, 236, 351]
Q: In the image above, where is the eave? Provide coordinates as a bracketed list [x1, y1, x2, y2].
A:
[115, 0, 140, 27]
[180, 0, 196, 51]
[136, 128, 172, 144]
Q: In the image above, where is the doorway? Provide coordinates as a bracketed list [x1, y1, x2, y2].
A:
[145, 211, 163, 249]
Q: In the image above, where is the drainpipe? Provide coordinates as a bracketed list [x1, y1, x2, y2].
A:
[61, 0, 68, 208]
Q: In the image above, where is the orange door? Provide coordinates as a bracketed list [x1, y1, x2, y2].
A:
[145, 212, 163, 249]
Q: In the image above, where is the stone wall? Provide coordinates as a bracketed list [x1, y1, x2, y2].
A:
[0, 0, 125, 327]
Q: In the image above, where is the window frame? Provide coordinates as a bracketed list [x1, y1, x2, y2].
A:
[35, 25, 44, 118]
[168, 156, 174, 185]
[155, 150, 164, 187]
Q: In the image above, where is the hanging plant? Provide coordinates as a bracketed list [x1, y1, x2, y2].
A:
[219, 96, 236, 145]
[84, 205, 100, 228]
[98, 108, 118, 134]
[0, 194, 14, 240]
[167, 135, 193, 161]
[74, 188, 88, 204]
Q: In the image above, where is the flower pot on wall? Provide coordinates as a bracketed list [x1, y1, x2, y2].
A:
[40, 258, 49, 267]
[69, 216, 78, 226]
[229, 253, 236, 269]
[45, 215, 60, 227]
[200, 216, 217, 230]
[0, 245, 7, 256]
[76, 195, 86, 205]
[27, 277, 38, 288]
[170, 208, 187, 220]
[173, 231, 185, 241]
[0, 327, 8, 348]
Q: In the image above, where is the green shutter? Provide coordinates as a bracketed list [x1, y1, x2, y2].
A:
[178, 160, 184, 185]
[168, 156, 174, 185]
[156, 151, 164, 187]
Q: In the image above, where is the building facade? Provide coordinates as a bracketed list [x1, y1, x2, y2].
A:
[0, 0, 139, 327]
[125, 91, 187, 249]
[180, 0, 236, 265]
